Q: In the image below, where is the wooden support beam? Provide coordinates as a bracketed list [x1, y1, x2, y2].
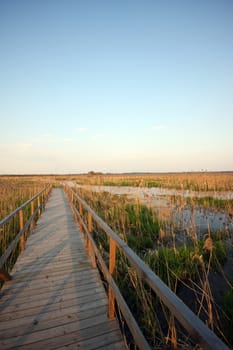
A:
[87, 212, 92, 252]
[88, 212, 93, 232]
[19, 209, 25, 251]
[38, 196, 41, 217]
[87, 213, 96, 268]
[108, 238, 116, 319]
[42, 193, 45, 209]
[79, 203, 83, 235]
[30, 201, 35, 229]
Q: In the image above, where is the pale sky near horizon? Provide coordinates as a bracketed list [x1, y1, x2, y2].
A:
[0, 0, 233, 174]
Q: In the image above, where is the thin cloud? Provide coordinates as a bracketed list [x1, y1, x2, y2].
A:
[77, 127, 87, 133]
[18, 143, 33, 151]
[63, 137, 77, 143]
[63, 138, 74, 143]
[34, 134, 57, 144]
[41, 133, 53, 138]
[91, 133, 104, 141]
[0, 143, 33, 152]
[151, 124, 165, 131]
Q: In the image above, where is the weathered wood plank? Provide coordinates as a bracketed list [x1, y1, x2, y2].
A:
[0, 296, 108, 322]
[56, 331, 125, 350]
[0, 320, 122, 350]
[0, 270, 98, 295]
[0, 315, 116, 348]
[0, 280, 101, 303]
[0, 288, 106, 314]
[0, 305, 108, 336]
[10, 261, 93, 280]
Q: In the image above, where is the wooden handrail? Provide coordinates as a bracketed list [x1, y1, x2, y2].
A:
[65, 185, 229, 350]
[0, 184, 52, 274]
[68, 196, 150, 350]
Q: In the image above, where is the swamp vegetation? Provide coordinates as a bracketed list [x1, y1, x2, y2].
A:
[0, 177, 49, 275]
[72, 176, 233, 349]
[1, 173, 233, 349]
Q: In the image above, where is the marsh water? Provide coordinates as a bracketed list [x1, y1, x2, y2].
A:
[75, 184, 233, 236]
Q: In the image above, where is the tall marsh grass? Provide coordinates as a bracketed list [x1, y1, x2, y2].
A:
[73, 172, 233, 191]
[0, 176, 49, 276]
[0, 176, 46, 220]
[73, 186, 233, 349]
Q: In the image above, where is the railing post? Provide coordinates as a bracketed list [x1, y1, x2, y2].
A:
[48, 185, 51, 198]
[31, 200, 35, 229]
[42, 193, 45, 209]
[87, 212, 92, 250]
[108, 238, 116, 319]
[19, 209, 25, 251]
[38, 196, 41, 217]
[79, 202, 83, 235]
[87, 212, 96, 268]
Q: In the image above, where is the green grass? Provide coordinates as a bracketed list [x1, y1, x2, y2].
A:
[144, 238, 227, 290]
[187, 196, 233, 211]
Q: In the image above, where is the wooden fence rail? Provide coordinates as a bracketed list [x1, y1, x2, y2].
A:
[65, 184, 229, 350]
[0, 184, 52, 280]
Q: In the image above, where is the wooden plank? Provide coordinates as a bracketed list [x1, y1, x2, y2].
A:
[0, 305, 108, 335]
[11, 264, 93, 279]
[0, 297, 108, 323]
[56, 331, 125, 350]
[0, 280, 101, 303]
[0, 320, 122, 350]
[0, 314, 111, 347]
[96, 340, 126, 350]
[0, 270, 98, 295]
[13, 256, 89, 267]
[0, 285, 107, 321]
[13, 253, 88, 265]
[0, 288, 106, 314]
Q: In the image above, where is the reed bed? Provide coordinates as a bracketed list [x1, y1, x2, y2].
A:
[0, 176, 50, 276]
[0, 176, 47, 220]
[73, 186, 233, 349]
[73, 172, 233, 192]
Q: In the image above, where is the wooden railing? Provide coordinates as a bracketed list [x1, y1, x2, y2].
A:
[65, 184, 229, 350]
[0, 184, 52, 281]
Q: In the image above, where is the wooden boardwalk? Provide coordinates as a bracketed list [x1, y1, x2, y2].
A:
[0, 189, 126, 350]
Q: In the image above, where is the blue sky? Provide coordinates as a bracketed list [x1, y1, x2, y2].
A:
[0, 0, 233, 174]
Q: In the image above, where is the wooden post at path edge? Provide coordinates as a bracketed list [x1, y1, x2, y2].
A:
[19, 209, 25, 251]
[108, 238, 116, 319]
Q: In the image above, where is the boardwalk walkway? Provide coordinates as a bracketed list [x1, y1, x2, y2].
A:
[0, 189, 125, 350]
